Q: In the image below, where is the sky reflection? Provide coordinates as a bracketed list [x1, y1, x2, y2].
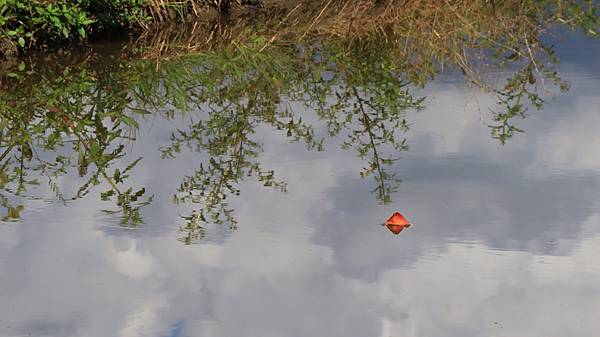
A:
[1, 36, 600, 337]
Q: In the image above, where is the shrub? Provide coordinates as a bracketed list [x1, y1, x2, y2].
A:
[0, 0, 233, 57]
[0, 0, 100, 57]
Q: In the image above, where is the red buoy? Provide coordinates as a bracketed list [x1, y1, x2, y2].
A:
[384, 212, 411, 235]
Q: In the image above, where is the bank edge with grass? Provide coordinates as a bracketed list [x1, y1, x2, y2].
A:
[0, 0, 264, 58]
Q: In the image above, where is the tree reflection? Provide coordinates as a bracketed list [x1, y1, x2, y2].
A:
[0, 53, 153, 226]
[0, 1, 598, 242]
[161, 95, 290, 244]
[148, 35, 423, 241]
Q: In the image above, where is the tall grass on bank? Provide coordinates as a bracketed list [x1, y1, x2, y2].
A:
[1, 0, 597, 59]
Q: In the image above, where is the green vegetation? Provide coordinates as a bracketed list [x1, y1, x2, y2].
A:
[0, 0, 599, 242]
[0, 0, 142, 56]
[0, 32, 423, 241]
[2, 0, 598, 58]
[0, 0, 263, 57]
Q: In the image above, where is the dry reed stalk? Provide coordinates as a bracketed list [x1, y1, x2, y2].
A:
[131, 0, 566, 91]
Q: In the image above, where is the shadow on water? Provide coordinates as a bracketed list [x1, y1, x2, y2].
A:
[0, 0, 598, 243]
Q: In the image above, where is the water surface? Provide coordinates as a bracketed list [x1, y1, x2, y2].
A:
[1, 29, 600, 337]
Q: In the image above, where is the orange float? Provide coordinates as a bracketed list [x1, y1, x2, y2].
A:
[384, 212, 411, 234]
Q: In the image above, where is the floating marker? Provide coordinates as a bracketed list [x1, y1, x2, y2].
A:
[384, 212, 411, 235]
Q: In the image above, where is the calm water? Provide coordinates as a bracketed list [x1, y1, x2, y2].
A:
[1, 31, 600, 337]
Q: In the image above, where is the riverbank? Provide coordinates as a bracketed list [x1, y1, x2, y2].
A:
[0, 0, 266, 58]
[2, 0, 598, 61]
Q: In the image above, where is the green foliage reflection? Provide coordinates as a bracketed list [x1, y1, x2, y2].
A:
[0, 0, 598, 242]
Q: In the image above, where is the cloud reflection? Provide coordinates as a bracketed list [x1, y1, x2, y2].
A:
[2, 44, 600, 337]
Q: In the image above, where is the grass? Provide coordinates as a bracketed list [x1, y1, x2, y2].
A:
[1, 0, 597, 59]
